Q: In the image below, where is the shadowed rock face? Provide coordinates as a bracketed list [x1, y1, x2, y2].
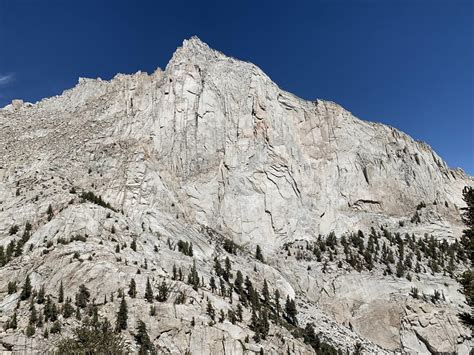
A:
[0, 37, 472, 354]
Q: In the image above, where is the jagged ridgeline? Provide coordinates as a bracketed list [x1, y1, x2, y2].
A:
[0, 37, 472, 354]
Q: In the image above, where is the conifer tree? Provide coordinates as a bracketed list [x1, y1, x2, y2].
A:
[187, 259, 200, 290]
[76, 284, 90, 308]
[58, 281, 64, 303]
[29, 304, 38, 325]
[214, 256, 222, 276]
[250, 308, 260, 342]
[188, 243, 194, 257]
[274, 289, 281, 319]
[255, 245, 264, 262]
[224, 256, 232, 281]
[44, 296, 58, 322]
[7, 281, 17, 294]
[63, 298, 75, 318]
[131, 239, 137, 252]
[26, 323, 35, 337]
[20, 275, 32, 300]
[262, 279, 270, 306]
[145, 277, 154, 303]
[0, 246, 5, 266]
[135, 320, 155, 354]
[36, 313, 44, 328]
[156, 280, 168, 302]
[115, 297, 128, 331]
[37, 284, 45, 304]
[228, 309, 237, 324]
[285, 296, 298, 325]
[128, 278, 137, 298]
[234, 270, 244, 295]
[209, 276, 217, 293]
[220, 277, 226, 297]
[260, 309, 269, 339]
[396, 260, 405, 278]
[206, 300, 215, 321]
[236, 303, 243, 322]
[47, 204, 54, 221]
[172, 264, 177, 280]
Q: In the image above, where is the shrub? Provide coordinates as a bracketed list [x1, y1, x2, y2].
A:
[56, 318, 125, 353]
[80, 191, 116, 212]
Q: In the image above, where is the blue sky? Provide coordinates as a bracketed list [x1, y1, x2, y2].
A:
[1, 0, 472, 174]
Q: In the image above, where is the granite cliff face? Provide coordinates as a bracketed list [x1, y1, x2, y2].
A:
[0, 37, 472, 354]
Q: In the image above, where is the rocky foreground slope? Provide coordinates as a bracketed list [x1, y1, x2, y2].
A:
[0, 37, 472, 354]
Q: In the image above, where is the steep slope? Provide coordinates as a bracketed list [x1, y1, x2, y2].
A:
[0, 37, 472, 354]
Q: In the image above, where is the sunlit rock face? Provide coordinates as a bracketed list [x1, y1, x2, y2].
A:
[0, 37, 471, 354]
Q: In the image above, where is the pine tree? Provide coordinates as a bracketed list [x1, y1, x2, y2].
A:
[214, 256, 222, 276]
[36, 313, 44, 328]
[47, 204, 54, 221]
[20, 275, 32, 300]
[262, 279, 270, 306]
[6, 240, 15, 262]
[75, 306, 81, 320]
[8, 281, 17, 294]
[156, 280, 168, 302]
[206, 300, 215, 321]
[44, 296, 58, 322]
[228, 309, 236, 324]
[172, 264, 177, 280]
[115, 297, 128, 331]
[188, 243, 194, 257]
[234, 270, 244, 295]
[135, 320, 155, 354]
[396, 260, 405, 278]
[58, 281, 64, 303]
[302, 322, 320, 352]
[245, 276, 253, 296]
[274, 289, 281, 319]
[0, 246, 5, 267]
[29, 304, 38, 325]
[224, 256, 232, 281]
[260, 309, 269, 339]
[131, 239, 137, 252]
[209, 276, 217, 293]
[26, 323, 36, 337]
[220, 277, 226, 297]
[187, 259, 200, 291]
[145, 277, 154, 303]
[63, 298, 75, 318]
[50, 320, 61, 334]
[76, 284, 90, 308]
[250, 308, 260, 342]
[236, 303, 243, 322]
[285, 296, 298, 325]
[255, 245, 264, 262]
[128, 279, 137, 298]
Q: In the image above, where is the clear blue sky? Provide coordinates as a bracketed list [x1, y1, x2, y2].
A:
[1, 0, 472, 174]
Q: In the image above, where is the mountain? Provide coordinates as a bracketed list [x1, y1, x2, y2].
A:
[0, 37, 472, 354]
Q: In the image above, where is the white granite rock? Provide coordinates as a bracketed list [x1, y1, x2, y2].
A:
[0, 37, 472, 354]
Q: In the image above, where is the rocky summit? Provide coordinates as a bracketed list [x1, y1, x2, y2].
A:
[0, 37, 472, 354]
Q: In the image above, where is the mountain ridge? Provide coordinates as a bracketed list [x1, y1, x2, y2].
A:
[0, 37, 472, 354]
